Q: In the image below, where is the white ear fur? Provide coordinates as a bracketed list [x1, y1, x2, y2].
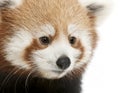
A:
[0, 0, 23, 9]
[78, 0, 112, 25]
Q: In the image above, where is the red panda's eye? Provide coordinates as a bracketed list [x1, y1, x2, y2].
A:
[39, 36, 50, 45]
[69, 37, 76, 45]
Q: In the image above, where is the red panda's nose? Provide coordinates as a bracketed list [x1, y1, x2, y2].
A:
[56, 56, 71, 70]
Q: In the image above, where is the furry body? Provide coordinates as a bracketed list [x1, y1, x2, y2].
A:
[0, 0, 109, 93]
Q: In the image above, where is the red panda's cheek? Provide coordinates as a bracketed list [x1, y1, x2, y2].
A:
[2, 30, 33, 69]
[70, 40, 85, 64]
[23, 39, 47, 66]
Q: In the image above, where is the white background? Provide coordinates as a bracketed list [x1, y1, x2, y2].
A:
[83, 0, 120, 93]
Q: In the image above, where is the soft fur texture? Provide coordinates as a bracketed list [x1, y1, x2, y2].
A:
[0, 0, 109, 93]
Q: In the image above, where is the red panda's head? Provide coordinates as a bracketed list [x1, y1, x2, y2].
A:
[0, 0, 110, 79]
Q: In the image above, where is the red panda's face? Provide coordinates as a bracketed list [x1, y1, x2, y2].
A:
[3, 24, 95, 79]
[0, 0, 109, 79]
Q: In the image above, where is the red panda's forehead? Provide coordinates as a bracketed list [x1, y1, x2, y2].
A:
[2, 0, 93, 31]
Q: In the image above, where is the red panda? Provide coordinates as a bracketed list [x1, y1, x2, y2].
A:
[0, 0, 110, 93]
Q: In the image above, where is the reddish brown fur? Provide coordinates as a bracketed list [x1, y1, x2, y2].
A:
[0, 0, 97, 78]
[0, 0, 102, 93]
[1, 0, 95, 29]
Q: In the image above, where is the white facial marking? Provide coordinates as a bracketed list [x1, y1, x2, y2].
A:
[32, 24, 55, 39]
[68, 24, 79, 35]
[32, 34, 81, 78]
[4, 30, 33, 68]
[40, 24, 55, 36]
[68, 24, 93, 68]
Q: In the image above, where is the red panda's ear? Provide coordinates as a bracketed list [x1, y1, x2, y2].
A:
[0, 0, 23, 9]
[79, 0, 112, 25]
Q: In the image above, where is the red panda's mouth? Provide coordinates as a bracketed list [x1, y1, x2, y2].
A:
[52, 70, 64, 74]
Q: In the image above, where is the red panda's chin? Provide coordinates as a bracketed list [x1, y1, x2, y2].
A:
[35, 69, 68, 79]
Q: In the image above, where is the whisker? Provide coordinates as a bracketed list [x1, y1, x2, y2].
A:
[0, 67, 18, 91]
[14, 69, 27, 93]
[25, 68, 36, 93]
[33, 53, 47, 61]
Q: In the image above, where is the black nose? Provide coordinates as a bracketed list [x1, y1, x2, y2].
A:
[56, 56, 71, 70]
